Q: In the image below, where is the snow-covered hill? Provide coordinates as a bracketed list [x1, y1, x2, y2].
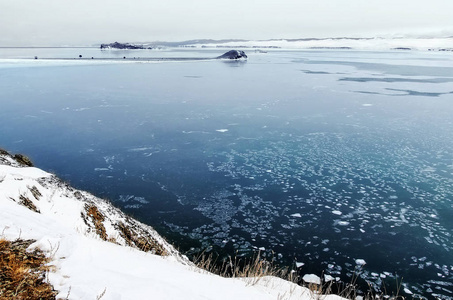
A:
[0, 150, 344, 300]
[148, 37, 453, 51]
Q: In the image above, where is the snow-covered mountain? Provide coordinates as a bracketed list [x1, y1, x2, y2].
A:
[0, 150, 344, 300]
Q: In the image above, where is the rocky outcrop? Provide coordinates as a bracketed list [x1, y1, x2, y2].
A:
[217, 50, 247, 60]
[100, 42, 152, 50]
[0, 148, 33, 167]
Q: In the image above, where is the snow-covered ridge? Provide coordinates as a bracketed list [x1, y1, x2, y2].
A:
[0, 149, 344, 299]
[0, 149, 181, 259]
[163, 37, 453, 51]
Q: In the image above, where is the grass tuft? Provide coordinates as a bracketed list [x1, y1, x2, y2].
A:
[193, 250, 408, 299]
[193, 250, 299, 286]
[0, 238, 57, 299]
[18, 195, 40, 213]
[85, 204, 108, 241]
[117, 221, 168, 256]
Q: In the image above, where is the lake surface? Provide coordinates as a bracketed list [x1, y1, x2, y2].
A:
[1, 48, 453, 298]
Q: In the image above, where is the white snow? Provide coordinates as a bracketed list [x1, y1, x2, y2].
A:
[0, 153, 345, 300]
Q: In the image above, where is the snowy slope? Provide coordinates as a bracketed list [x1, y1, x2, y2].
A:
[0, 150, 344, 300]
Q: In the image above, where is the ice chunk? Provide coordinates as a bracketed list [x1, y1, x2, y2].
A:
[404, 288, 413, 295]
[355, 259, 366, 266]
[302, 274, 321, 285]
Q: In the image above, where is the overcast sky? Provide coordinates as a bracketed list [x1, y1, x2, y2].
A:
[2, 0, 453, 46]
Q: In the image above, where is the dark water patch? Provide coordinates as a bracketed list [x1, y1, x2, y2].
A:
[340, 77, 453, 83]
[353, 90, 384, 95]
[353, 89, 453, 97]
[302, 60, 453, 77]
[386, 88, 453, 97]
[301, 70, 331, 75]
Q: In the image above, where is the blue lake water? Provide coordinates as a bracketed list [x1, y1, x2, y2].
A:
[1, 48, 453, 298]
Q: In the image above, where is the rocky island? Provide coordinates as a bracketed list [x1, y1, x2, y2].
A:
[217, 49, 248, 59]
[100, 42, 152, 49]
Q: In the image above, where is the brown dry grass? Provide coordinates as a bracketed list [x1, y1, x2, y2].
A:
[18, 195, 40, 213]
[85, 205, 108, 241]
[194, 251, 408, 299]
[0, 238, 57, 299]
[193, 250, 298, 286]
[117, 221, 168, 256]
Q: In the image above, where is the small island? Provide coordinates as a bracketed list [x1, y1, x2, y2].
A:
[100, 42, 152, 50]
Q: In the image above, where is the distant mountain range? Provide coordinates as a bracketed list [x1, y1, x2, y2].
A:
[99, 36, 453, 51]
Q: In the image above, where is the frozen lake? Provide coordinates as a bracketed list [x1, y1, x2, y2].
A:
[1, 48, 453, 298]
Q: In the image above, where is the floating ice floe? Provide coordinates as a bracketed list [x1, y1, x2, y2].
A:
[332, 210, 342, 215]
[355, 259, 367, 266]
[216, 129, 229, 133]
[291, 213, 302, 218]
[302, 274, 321, 285]
[404, 288, 413, 295]
[337, 221, 350, 226]
[296, 262, 305, 268]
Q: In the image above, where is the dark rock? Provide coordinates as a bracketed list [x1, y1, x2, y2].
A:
[100, 42, 148, 50]
[217, 50, 247, 60]
[14, 154, 34, 167]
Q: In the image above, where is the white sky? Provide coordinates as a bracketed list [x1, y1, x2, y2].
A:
[1, 0, 453, 46]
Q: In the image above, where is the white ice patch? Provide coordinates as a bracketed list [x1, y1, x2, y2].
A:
[362, 103, 373, 107]
[302, 274, 321, 285]
[216, 129, 229, 133]
[291, 213, 302, 218]
[332, 210, 342, 215]
[296, 262, 305, 268]
[355, 259, 367, 266]
[338, 221, 350, 226]
[404, 288, 413, 295]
